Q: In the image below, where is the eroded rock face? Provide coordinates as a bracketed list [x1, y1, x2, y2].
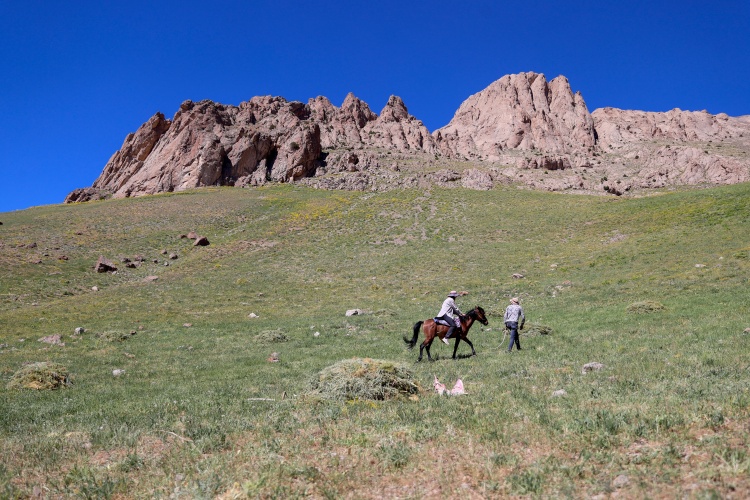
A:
[76, 92, 437, 200]
[434, 72, 596, 160]
[67, 72, 750, 201]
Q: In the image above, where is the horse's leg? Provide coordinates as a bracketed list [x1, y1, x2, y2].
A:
[426, 340, 434, 361]
[463, 337, 477, 356]
[452, 337, 461, 359]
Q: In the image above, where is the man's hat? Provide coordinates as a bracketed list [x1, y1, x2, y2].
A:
[510, 297, 519, 304]
[448, 291, 458, 298]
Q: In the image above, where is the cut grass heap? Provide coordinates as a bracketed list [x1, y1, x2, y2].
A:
[524, 323, 553, 336]
[627, 300, 666, 313]
[7, 362, 70, 390]
[308, 358, 421, 401]
[253, 329, 289, 343]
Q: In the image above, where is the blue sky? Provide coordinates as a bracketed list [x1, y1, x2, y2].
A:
[1, 0, 748, 213]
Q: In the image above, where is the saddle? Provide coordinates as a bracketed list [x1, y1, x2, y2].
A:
[433, 317, 451, 326]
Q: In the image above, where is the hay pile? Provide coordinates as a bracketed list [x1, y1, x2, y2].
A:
[524, 323, 553, 336]
[7, 362, 71, 390]
[308, 358, 421, 401]
[254, 329, 289, 343]
[627, 301, 666, 313]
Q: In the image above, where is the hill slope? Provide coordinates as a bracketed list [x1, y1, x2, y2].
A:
[2, 184, 750, 497]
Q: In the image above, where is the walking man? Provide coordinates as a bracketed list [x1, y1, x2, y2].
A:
[504, 297, 525, 352]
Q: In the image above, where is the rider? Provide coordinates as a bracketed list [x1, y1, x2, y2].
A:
[438, 291, 463, 345]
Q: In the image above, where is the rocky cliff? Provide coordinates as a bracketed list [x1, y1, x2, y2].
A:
[66, 72, 750, 202]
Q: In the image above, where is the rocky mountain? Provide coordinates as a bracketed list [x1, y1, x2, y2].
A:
[66, 72, 750, 202]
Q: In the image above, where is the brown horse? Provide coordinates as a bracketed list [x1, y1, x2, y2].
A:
[404, 306, 489, 361]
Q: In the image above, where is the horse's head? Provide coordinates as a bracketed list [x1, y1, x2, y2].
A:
[472, 306, 489, 326]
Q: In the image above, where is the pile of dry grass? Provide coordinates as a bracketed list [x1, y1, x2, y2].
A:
[627, 301, 666, 313]
[307, 358, 421, 401]
[524, 323, 553, 336]
[253, 329, 289, 343]
[7, 362, 70, 390]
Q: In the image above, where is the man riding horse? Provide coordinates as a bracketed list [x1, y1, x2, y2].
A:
[437, 291, 463, 345]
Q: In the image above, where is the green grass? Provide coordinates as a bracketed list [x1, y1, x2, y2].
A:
[1, 183, 749, 497]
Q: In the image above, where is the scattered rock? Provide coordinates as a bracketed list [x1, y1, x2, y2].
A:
[58, 255, 69, 261]
[248, 313, 259, 319]
[133, 255, 145, 262]
[582, 362, 605, 374]
[314, 331, 321, 337]
[552, 389, 567, 397]
[187, 231, 199, 240]
[112, 369, 125, 377]
[169, 253, 178, 260]
[94, 256, 118, 273]
[74, 327, 85, 335]
[144, 275, 159, 282]
[512, 273, 524, 279]
[152, 259, 159, 263]
[121, 257, 132, 263]
[96, 331, 136, 342]
[183, 323, 192, 327]
[267, 352, 280, 362]
[160, 249, 167, 255]
[38, 335, 65, 346]
[125, 262, 138, 268]
[163, 261, 169, 266]
[744, 328, 750, 334]
[193, 236, 210, 246]
[612, 474, 630, 489]
[346, 309, 363, 316]
[91, 286, 99, 291]
[695, 263, 706, 268]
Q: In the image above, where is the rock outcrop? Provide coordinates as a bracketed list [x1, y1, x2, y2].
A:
[434, 72, 595, 159]
[67, 93, 436, 200]
[66, 72, 750, 201]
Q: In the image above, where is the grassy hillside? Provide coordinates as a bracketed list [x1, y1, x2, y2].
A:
[1, 184, 749, 498]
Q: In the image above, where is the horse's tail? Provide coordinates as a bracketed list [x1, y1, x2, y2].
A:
[404, 321, 422, 349]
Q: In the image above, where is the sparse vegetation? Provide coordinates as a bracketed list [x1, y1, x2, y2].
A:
[1, 183, 749, 497]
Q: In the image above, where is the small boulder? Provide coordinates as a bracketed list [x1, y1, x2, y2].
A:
[248, 313, 259, 318]
[612, 474, 630, 489]
[74, 327, 85, 335]
[112, 369, 125, 377]
[512, 273, 525, 279]
[91, 286, 99, 291]
[144, 275, 159, 282]
[345, 309, 363, 317]
[582, 362, 604, 374]
[169, 253, 178, 260]
[193, 236, 210, 246]
[38, 335, 65, 346]
[267, 352, 280, 362]
[187, 231, 199, 240]
[160, 249, 168, 255]
[94, 256, 117, 273]
[552, 389, 567, 397]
